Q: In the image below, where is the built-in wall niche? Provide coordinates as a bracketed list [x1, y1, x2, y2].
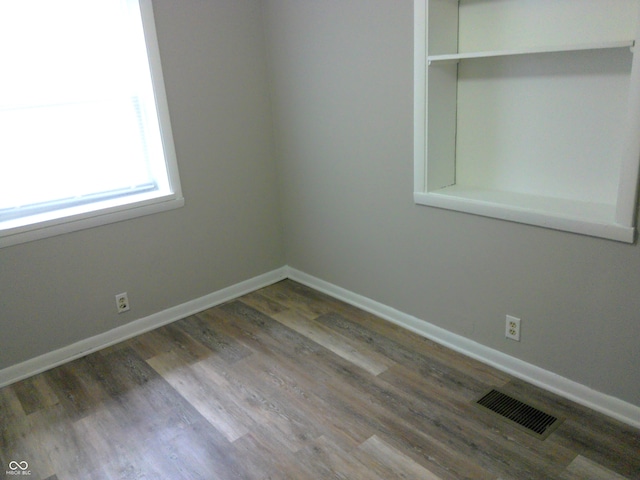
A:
[414, 0, 640, 242]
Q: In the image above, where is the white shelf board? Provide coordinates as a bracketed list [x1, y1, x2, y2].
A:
[414, 186, 635, 243]
[427, 40, 635, 64]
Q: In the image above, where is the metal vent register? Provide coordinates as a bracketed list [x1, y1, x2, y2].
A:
[475, 389, 563, 440]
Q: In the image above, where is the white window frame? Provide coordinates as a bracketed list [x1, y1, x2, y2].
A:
[0, 0, 183, 248]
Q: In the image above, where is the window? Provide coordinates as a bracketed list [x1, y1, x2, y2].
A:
[0, 0, 183, 247]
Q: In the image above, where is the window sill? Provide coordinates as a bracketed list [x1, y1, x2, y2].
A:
[0, 193, 184, 248]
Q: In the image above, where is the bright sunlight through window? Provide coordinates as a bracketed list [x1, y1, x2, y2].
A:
[0, 0, 182, 247]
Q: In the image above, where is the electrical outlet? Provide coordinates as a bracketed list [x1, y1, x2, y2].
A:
[115, 292, 130, 313]
[505, 315, 520, 341]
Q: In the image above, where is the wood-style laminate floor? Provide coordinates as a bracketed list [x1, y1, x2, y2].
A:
[1, 280, 639, 479]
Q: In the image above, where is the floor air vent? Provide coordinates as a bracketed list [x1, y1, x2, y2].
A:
[475, 389, 563, 440]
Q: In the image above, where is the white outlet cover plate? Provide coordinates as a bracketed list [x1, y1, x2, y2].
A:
[506, 314, 521, 341]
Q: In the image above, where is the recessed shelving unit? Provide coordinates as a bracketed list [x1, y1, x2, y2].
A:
[414, 0, 640, 242]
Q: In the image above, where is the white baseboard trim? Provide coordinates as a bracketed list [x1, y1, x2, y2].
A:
[285, 266, 640, 429]
[0, 267, 288, 389]
[3, 264, 638, 429]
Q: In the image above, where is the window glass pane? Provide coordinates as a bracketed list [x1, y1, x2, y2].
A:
[0, 0, 173, 224]
[0, 100, 154, 210]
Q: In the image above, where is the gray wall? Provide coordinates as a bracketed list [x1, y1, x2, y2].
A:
[1, 0, 639, 410]
[262, 0, 640, 407]
[0, 0, 284, 369]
